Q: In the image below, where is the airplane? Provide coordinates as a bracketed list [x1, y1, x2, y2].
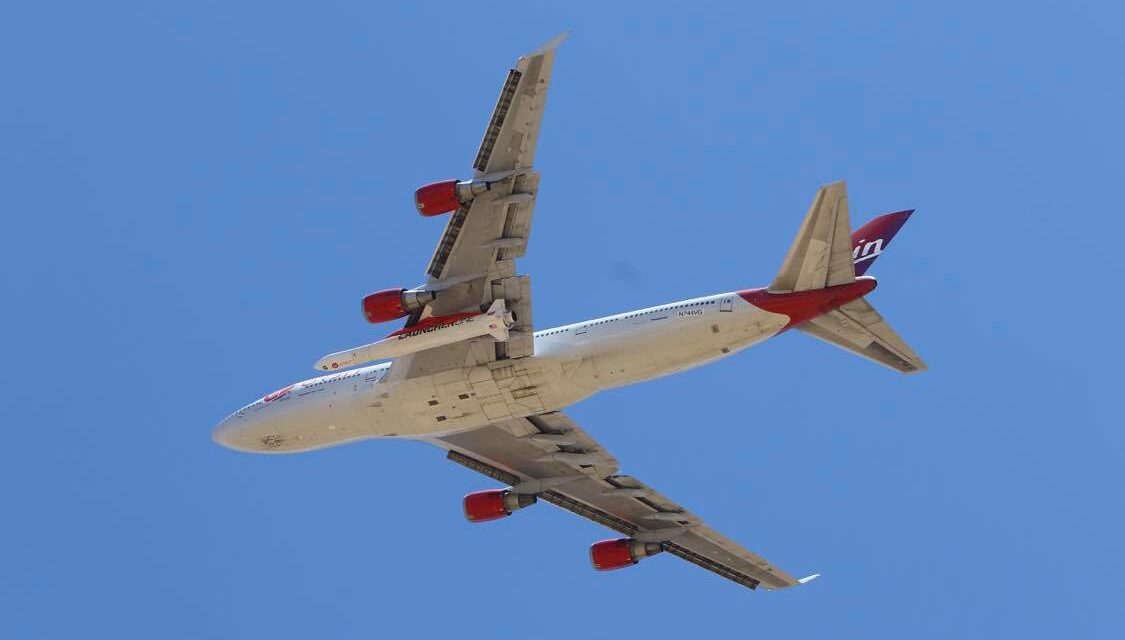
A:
[212, 32, 926, 591]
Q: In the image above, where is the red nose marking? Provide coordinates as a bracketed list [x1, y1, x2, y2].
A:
[263, 385, 294, 403]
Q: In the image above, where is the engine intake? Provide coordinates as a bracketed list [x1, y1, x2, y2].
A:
[415, 179, 491, 216]
[589, 538, 663, 571]
[463, 489, 536, 523]
[361, 288, 436, 324]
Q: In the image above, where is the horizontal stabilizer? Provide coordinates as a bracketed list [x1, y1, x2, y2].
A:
[797, 297, 926, 373]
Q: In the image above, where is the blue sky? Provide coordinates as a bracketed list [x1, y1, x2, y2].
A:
[2, 1, 1122, 637]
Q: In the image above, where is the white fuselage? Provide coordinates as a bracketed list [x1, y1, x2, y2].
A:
[213, 291, 788, 453]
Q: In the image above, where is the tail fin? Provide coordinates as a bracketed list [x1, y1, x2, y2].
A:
[851, 210, 914, 276]
[770, 181, 856, 293]
[771, 181, 927, 374]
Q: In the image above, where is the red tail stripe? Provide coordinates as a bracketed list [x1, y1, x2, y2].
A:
[739, 277, 877, 330]
[851, 210, 913, 276]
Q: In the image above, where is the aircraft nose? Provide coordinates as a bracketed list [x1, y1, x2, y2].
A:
[212, 416, 236, 447]
[212, 385, 307, 453]
[212, 414, 254, 451]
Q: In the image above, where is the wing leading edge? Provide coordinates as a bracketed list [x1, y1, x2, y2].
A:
[433, 412, 810, 591]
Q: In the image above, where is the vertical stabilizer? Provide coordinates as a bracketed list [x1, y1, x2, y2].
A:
[851, 210, 914, 276]
[770, 181, 856, 293]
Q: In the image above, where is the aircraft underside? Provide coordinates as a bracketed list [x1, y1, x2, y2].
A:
[214, 296, 789, 454]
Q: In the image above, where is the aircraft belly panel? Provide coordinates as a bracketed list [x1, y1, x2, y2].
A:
[585, 307, 788, 389]
[378, 359, 576, 437]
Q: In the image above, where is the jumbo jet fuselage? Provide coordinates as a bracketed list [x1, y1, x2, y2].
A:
[212, 278, 876, 453]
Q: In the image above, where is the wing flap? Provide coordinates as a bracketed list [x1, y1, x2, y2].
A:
[473, 68, 524, 173]
[475, 34, 562, 175]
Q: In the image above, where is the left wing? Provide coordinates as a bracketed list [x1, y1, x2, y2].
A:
[393, 34, 566, 379]
[432, 411, 811, 591]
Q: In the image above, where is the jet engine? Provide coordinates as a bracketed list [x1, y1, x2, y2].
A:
[589, 538, 663, 571]
[414, 179, 491, 216]
[462, 489, 537, 523]
[361, 288, 436, 324]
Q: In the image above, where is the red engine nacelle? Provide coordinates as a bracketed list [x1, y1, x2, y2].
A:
[361, 288, 436, 324]
[589, 538, 663, 571]
[463, 489, 537, 523]
[415, 179, 491, 216]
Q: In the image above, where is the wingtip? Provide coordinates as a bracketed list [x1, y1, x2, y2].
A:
[797, 573, 821, 584]
[527, 30, 571, 56]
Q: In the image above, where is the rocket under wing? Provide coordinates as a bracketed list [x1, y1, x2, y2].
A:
[314, 299, 512, 371]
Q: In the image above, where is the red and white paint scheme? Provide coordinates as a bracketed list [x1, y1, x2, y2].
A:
[213, 33, 925, 592]
[314, 299, 513, 371]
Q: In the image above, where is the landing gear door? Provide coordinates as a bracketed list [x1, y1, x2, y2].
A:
[720, 298, 733, 312]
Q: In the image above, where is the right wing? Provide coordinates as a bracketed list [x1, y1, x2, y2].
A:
[433, 411, 811, 591]
[423, 32, 561, 287]
[390, 33, 566, 380]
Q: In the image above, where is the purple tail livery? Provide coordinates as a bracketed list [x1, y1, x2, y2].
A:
[850, 210, 914, 276]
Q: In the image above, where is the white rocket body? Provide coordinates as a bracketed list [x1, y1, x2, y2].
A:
[314, 299, 512, 371]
